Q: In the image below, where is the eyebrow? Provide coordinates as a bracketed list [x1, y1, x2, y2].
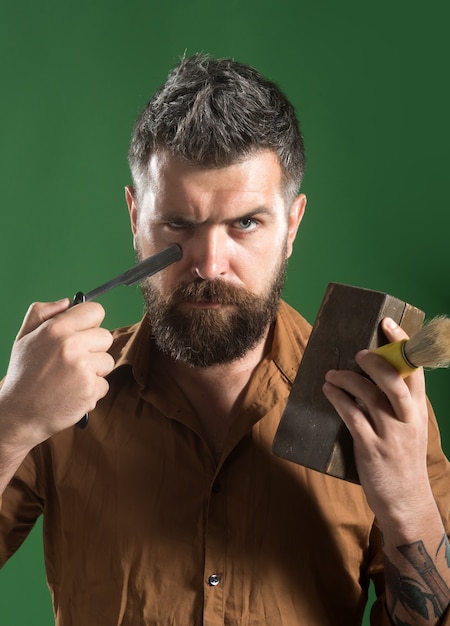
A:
[158, 206, 275, 226]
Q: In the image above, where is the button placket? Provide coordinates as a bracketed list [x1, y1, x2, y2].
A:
[203, 473, 226, 623]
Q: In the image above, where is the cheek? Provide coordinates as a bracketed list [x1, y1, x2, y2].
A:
[151, 257, 194, 293]
[232, 251, 282, 293]
[145, 268, 175, 297]
[134, 234, 148, 260]
[134, 223, 163, 257]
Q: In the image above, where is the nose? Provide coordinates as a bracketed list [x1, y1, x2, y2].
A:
[191, 227, 229, 280]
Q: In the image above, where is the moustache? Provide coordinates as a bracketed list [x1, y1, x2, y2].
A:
[169, 279, 255, 306]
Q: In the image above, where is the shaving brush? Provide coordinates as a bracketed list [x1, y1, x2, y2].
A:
[373, 316, 450, 377]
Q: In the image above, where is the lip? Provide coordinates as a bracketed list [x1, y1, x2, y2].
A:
[181, 301, 224, 310]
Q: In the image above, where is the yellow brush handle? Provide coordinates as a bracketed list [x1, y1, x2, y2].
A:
[372, 340, 418, 378]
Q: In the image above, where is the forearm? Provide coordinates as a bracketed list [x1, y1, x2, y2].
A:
[381, 499, 450, 625]
[0, 446, 29, 498]
[321, 318, 450, 623]
[0, 403, 34, 498]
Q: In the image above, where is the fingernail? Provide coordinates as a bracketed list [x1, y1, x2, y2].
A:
[355, 349, 370, 362]
[384, 317, 397, 330]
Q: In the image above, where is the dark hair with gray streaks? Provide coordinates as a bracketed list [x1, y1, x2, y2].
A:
[128, 53, 306, 202]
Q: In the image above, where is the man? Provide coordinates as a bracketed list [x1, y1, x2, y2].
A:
[0, 54, 449, 625]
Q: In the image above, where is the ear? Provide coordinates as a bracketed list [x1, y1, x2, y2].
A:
[125, 185, 138, 242]
[285, 193, 307, 258]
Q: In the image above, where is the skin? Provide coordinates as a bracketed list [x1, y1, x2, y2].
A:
[0, 148, 448, 623]
[125, 149, 306, 458]
[0, 299, 114, 494]
[126, 149, 305, 307]
[323, 323, 450, 624]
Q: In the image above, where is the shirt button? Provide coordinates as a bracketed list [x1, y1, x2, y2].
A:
[208, 574, 221, 586]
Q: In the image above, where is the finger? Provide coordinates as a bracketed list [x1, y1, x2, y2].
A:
[381, 317, 409, 343]
[78, 327, 114, 354]
[324, 366, 398, 434]
[59, 301, 107, 331]
[83, 377, 111, 414]
[38, 303, 107, 350]
[378, 318, 426, 401]
[57, 328, 113, 365]
[355, 349, 425, 422]
[96, 377, 110, 402]
[16, 299, 71, 339]
[49, 327, 114, 382]
[92, 352, 115, 378]
[322, 376, 378, 440]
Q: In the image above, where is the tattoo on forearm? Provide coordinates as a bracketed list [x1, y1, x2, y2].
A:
[399, 540, 449, 615]
[436, 534, 450, 567]
[385, 535, 450, 624]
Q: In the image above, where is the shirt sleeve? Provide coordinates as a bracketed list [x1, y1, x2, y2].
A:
[0, 449, 44, 568]
[367, 398, 450, 624]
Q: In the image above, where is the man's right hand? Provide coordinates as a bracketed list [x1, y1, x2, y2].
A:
[0, 299, 114, 453]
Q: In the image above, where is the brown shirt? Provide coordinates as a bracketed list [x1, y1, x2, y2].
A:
[1, 301, 450, 625]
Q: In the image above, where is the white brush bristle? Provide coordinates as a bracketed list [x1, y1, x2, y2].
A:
[405, 316, 450, 369]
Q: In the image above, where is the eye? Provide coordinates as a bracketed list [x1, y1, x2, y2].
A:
[236, 217, 257, 231]
[165, 219, 194, 230]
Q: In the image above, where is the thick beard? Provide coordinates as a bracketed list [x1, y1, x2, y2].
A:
[140, 257, 287, 368]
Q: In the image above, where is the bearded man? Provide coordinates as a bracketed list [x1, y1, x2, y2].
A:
[0, 54, 449, 626]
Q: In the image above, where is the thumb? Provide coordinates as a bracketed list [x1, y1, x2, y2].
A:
[380, 317, 410, 344]
[16, 299, 71, 340]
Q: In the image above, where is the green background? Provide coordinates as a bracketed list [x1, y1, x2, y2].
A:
[0, 1, 449, 623]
